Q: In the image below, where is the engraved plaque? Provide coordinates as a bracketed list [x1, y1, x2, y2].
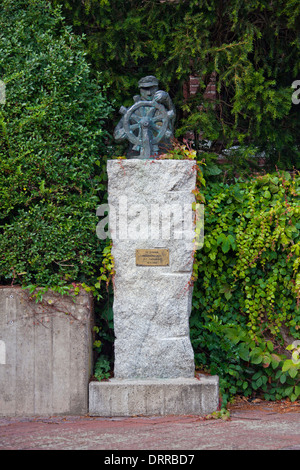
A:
[136, 249, 169, 266]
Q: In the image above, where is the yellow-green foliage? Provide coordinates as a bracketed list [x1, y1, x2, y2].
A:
[191, 170, 300, 405]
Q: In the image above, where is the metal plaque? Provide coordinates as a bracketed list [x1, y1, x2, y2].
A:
[136, 249, 169, 266]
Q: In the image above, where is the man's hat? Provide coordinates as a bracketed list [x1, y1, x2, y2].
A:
[138, 75, 159, 88]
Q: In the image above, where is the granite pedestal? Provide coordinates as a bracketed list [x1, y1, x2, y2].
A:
[89, 159, 219, 416]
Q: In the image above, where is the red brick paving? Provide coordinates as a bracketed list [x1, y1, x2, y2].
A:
[1, 402, 300, 451]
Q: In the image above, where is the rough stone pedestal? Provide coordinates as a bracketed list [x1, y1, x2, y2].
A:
[89, 159, 219, 416]
[89, 376, 219, 417]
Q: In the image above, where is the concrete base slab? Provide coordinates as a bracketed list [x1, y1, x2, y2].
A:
[89, 376, 219, 417]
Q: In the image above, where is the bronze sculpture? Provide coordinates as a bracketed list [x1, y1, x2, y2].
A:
[114, 76, 175, 159]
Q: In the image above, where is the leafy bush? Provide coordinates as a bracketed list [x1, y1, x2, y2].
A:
[191, 170, 300, 405]
[0, 0, 112, 287]
[94, 355, 111, 381]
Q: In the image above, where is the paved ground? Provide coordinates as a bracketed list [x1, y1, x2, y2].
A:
[1, 400, 299, 452]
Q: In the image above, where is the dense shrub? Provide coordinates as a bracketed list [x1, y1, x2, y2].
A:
[0, 0, 112, 287]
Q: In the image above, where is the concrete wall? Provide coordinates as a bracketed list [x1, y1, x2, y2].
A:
[0, 286, 93, 416]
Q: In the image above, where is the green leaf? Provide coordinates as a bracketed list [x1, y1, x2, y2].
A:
[252, 371, 262, 381]
[221, 237, 231, 254]
[256, 377, 263, 387]
[280, 373, 287, 384]
[282, 359, 294, 372]
[251, 354, 263, 365]
[216, 233, 225, 245]
[288, 367, 299, 379]
[284, 386, 294, 396]
[238, 343, 250, 361]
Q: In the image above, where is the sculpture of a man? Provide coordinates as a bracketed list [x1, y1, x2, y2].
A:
[114, 75, 176, 159]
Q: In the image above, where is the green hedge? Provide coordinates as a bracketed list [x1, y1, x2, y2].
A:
[0, 0, 112, 287]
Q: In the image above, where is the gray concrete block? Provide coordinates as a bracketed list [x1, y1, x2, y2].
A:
[0, 286, 93, 416]
[89, 376, 219, 417]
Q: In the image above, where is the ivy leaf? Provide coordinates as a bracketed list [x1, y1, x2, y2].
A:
[216, 233, 225, 245]
[263, 190, 271, 199]
[222, 237, 231, 253]
[221, 235, 235, 253]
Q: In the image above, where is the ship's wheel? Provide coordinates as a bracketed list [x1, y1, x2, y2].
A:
[122, 100, 173, 159]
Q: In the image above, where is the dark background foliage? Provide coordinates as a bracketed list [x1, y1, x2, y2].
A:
[52, 0, 300, 168]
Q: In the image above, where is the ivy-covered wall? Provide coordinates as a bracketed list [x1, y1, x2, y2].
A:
[190, 169, 300, 405]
